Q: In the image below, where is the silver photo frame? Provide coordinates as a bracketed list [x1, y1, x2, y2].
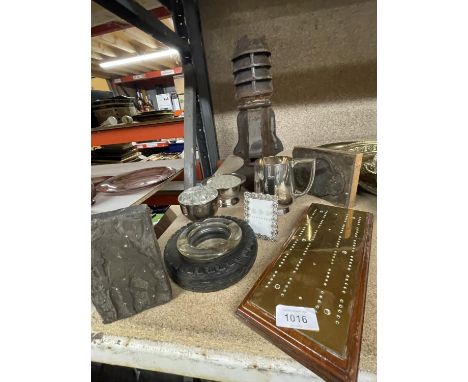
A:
[244, 192, 279, 241]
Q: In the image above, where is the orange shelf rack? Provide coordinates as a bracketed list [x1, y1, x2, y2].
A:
[113, 67, 183, 86]
[91, 118, 184, 146]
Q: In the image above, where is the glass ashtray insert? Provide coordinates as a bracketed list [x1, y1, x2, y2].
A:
[176, 217, 242, 261]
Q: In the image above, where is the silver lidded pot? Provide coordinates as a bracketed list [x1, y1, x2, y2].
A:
[202, 172, 246, 207]
[178, 185, 219, 221]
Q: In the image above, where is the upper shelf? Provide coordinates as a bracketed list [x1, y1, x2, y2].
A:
[91, 3, 180, 79]
[113, 66, 183, 88]
[91, 118, 184, 146]
[92, 3, 170, 35]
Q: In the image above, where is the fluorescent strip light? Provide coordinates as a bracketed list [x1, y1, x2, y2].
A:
[100, 49, 179, 68]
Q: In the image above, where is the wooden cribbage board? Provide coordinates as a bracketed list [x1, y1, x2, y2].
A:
[237, 203, 374, 382]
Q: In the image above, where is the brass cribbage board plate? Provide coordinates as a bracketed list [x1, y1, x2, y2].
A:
[237, 203, 373, 382]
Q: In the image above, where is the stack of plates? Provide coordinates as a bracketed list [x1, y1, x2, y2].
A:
[132, 110, 174, 122]
[91, 143, 141, 164]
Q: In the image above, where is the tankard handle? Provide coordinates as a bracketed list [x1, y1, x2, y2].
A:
[291, 158, 316, 197]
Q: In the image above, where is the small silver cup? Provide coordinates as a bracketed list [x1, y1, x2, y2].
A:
[254, 156, 316, 214]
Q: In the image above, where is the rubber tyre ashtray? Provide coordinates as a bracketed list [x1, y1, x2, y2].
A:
[164, 216, 258, 292]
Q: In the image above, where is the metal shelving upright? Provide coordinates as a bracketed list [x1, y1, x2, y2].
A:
[93, 0, 220, 188]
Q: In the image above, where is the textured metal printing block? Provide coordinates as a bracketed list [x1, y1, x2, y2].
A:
[91, 205, 172, 324]
[293, 147, 363, 208]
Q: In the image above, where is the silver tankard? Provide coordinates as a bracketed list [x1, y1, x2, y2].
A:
[254, 156, 316, 214]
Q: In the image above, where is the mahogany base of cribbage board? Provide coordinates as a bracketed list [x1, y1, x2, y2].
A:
[237, 203, 373, 382]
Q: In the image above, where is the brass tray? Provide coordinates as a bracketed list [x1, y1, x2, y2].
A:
[237, 203, 374, 382]
[319, 141, 377, 195]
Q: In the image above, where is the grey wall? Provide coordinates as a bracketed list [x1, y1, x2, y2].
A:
[199, 0, 377, 159]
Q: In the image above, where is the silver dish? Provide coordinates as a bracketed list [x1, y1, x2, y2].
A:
[96, 167, 177, 193]
[202, 172, 247, 207]
[176, 217, 242, 261]
[178, 186, 219, 221]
